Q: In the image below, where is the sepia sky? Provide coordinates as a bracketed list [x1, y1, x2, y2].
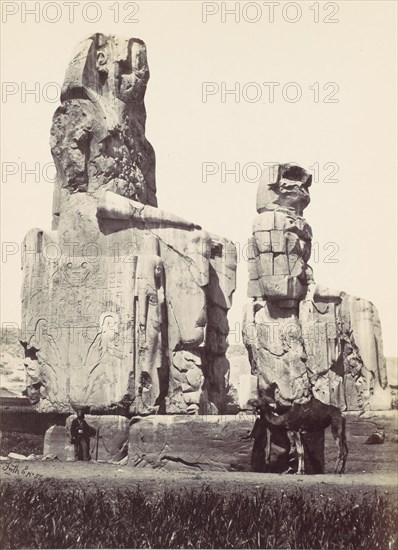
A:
[1, 1, 397, 356]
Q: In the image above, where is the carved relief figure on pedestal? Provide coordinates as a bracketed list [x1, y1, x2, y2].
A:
[134, 235, 168, 414]
[22, 319, 68, 411]
[83, 312, 124, 404]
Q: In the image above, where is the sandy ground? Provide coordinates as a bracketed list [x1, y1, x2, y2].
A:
[1, 460, 397, 502]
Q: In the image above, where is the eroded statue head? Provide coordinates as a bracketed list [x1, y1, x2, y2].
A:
[256, 163, 312, 216]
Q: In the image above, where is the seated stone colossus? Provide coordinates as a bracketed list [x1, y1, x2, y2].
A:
[243, 163, 389, 472]
[20, 33, 236, 416]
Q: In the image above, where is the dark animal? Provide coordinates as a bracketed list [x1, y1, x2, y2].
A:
[249, 396, 348, 474]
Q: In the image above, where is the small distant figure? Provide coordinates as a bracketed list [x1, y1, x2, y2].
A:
[70, 411, 95, 461]
[365, 430, 385, 445]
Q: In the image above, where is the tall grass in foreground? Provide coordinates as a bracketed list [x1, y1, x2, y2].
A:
[0, 480, 396, 549]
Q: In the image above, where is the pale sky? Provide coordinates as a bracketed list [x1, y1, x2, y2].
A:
[1, 1, 397, 356]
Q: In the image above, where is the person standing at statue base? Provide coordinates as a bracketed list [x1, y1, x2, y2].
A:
[70, 411, 95, 461]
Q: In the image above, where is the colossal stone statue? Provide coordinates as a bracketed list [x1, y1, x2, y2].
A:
[51, 34, 156, 212]
[21, 34, 236, 416]
[243, 163, 389, 471]
[243, 164, 313, 410]
[244, 163, 388, 412]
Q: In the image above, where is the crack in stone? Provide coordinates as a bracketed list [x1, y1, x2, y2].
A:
[167, 299, 182, 347]
[147, 229, 204, 285]
[161, 453, 205, 471]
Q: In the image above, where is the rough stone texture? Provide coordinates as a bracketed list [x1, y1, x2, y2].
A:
[51, 34, 156, 215]
[44, 415, 129, 462]
[20, 34, 236, 415]
[128, 415, 255, 471]
[127, 414, 326, 473]
[43, 425, 71, 460]
[343, 295, 389, 410]
[202, 236, 238, 414]
[244, 163, 389, 413]
[243, 299, 311, 408]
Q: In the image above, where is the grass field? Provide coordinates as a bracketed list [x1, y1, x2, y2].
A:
[1, 479, 396, 549]
[1, 413, 397, 549]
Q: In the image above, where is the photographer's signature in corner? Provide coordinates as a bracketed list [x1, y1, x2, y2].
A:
[2, 462, 44, 480]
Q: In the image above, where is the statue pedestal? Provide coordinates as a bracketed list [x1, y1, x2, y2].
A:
[44, 414, 324, 472]
[128, 415, 255, 471]
[44, 415, 130, 462]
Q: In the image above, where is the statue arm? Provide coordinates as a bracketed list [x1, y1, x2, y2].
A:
[97, 191, 201, 230]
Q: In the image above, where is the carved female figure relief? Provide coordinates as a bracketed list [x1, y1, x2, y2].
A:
[83, 313, 124, 404]
[135, 235, 168, 414]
